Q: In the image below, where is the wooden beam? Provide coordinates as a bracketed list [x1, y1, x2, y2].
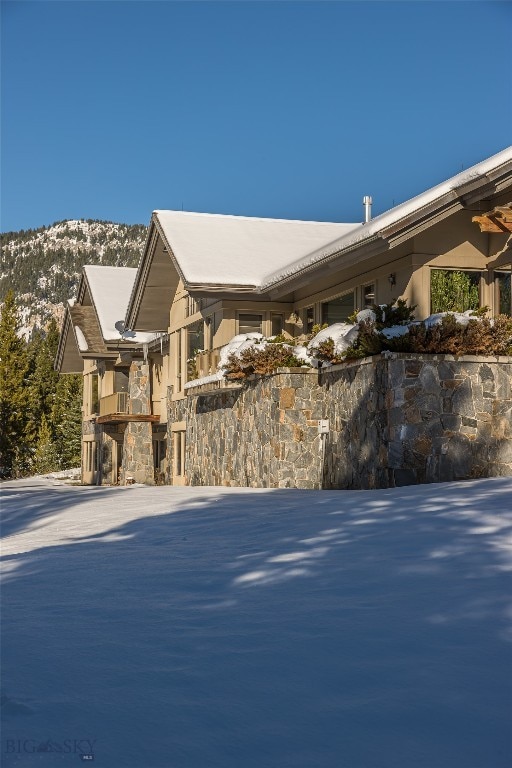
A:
[96, 414, 160, 424]
[472, 215, 512, 233]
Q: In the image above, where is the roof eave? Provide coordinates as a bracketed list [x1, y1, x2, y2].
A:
[186, 282, 259, 294]
[264, 162, 512, 295]
[54, 306, 71, 372]
[125, 220, 157, 331]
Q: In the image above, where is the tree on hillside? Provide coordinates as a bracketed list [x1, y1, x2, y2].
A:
[0, 291, 29, 476]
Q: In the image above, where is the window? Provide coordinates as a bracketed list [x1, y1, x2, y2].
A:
[114, 370, 129, 393]
[186, 321, 204, 382]
[363, 284, 375, 308]
[84, 441, 98, 473]
[84, 442, 91, 472]
[304, 306, 315, 335]
[89, 373, 99, 414]
[271, 313, 284, 337]
[238, 313, 263, 334]
[153, 439, 167, 471]
[174, 431, 186, 476]
[187, 321, 204, 358]
[321, 292, 355, 325]
[496, 268, 511, 316]
[176, 331, 182, 390]
[430, 269, 481, 314]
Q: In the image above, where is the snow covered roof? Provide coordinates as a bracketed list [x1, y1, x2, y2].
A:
[83, 266, 156, 342]
[153, 211, 361, 288]
[148, 147, 512, 294]
[125, 146, 512, 331]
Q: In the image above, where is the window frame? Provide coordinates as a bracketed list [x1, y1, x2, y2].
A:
[321, 291, 356, 326]
[237, 312, 263, 335]
[429, 268, 483, 315]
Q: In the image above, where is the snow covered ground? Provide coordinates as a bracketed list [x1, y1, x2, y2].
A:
[1, 477, 511, 767]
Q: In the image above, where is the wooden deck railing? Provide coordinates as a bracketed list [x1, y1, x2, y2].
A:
[195, 348, 222, 379]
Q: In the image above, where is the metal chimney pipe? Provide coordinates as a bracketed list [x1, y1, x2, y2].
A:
[363, 195, 372, 223]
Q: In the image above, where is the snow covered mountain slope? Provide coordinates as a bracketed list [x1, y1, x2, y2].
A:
[1, 478, 511, 767]
[0, 219, 147, 336]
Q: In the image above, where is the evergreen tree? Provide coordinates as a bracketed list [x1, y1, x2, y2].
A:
[0, 291, 29, 476]
[26, 318, 60, 447]
[32, 414, 59, 474]
[52, 373, 82, 469]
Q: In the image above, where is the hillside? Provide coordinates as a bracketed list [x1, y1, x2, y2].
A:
[0, 219, 147, 336]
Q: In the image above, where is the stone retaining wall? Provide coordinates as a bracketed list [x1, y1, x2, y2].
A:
[169, 370, 324, 488]
[322, 354, 512, 488]
[172, 355, 512, 490]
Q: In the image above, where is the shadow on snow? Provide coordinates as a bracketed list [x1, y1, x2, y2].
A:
[1, 479, 511, 768]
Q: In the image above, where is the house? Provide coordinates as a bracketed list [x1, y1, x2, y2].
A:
[55, 265, 167, 485]
[57, 147, 512, 487]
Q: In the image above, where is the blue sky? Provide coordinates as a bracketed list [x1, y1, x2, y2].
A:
[1, 1, 511, 232]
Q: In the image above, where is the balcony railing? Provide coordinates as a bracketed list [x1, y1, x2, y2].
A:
[97, 391, 160, 425]
[195, 348, 221, 379]
[99, 392, 128, 417]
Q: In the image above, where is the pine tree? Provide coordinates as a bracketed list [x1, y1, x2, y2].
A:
[26, 318, 60, 447]
[32, 414, 59, 474]
[0, 291, 29, 476]
[51, 373, 83, 469]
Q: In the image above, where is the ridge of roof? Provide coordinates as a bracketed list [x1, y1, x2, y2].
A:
[153, 209, 357, 226]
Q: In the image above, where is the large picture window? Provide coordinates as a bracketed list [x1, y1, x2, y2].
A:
[321, 292, 355, 325]
[430, 270, 481, 314]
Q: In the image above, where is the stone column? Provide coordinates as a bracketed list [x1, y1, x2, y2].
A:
[121, 361, 155, 485]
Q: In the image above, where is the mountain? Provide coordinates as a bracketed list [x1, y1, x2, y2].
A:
[0, 219, 148, 337]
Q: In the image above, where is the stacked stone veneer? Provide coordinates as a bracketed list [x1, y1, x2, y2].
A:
[120, 361, 154, 485]
[169, 371, 324, 488]
[321, 354, 512, 488]
[170, 354, 512, 490]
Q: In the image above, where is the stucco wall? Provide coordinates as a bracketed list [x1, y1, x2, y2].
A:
[171, 355, 512, 490]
